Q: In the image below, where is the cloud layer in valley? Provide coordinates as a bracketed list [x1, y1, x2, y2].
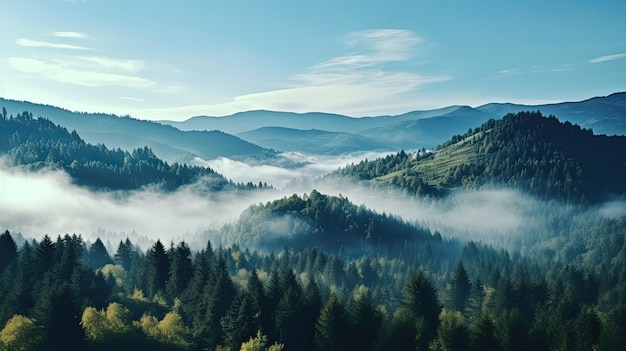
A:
[2, 152, 624, 253]
[0, 165, 276, 249]
[193, 151, 398, 188]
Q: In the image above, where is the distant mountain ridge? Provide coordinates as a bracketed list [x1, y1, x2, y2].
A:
[1, 92, 624, 159]
[236, 127, 385, 155]
[164, 92, 626, 153]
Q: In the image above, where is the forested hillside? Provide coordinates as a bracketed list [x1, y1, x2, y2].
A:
[336, 111, 626, 203]
[0, 100, 272, 163]
[0, 110, 250, 191]
[220, 190, 443, 252]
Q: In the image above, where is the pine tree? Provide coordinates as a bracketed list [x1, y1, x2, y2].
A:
[436, 309, 469, 351]
[166, 241, 193, 299]
[444, 262, 471, 313]
[402, 270, 441, 348]
[34, 282, 85, 350]
[114, 239, 134, 270]
[0, 242, 33, 325]
[0, 230, 18, 273]
[144, 240, 169, 297]
[221, 292, 258, 350]
[245, 270, 265, 333]
[469, 312, 500, 351]
[195, 257, 235, 349]
[180, 251, 211, 323]
[274, 282, 304, 349]
[574, 307, 601, 351]
[347, 285, 381, 351]
[33, 235, 56, 278]
[315, 294, 348, 351]
[300, 277, 322, 351]
[84, 238, 113, 269]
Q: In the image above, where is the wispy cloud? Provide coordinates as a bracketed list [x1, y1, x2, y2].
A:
[75, 56, 144, 72]
[51, 31, 87, 39]
[495, 68, 521, 78]
[311, 29, 422, 70]
[491, 64, 573, 79]
[590, 53, 626, 63]
[155, 28, 449, 118]
[295, 29, 437, 88]
[15, 38, 89, 50]
[9, 31, 178, 92]
[531, 64, 574, 73]
[120, 96, 145, 102]
[8, 57, 155, 88]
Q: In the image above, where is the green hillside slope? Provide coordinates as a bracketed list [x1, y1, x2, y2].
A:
[336, 111, 626, 202]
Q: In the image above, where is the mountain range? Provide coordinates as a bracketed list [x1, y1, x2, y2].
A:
[164, 92, 626, 153]
[1, 92, 625, 161]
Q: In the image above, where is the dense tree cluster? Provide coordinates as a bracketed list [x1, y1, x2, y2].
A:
[0, 110, 267, 191]
[1, 226, 625, 350]
[221, 190, 441, 251]
[439, 111, 626, 202]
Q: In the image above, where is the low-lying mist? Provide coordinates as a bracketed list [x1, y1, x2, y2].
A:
[193, 150, 397, 188]
[0, 165, 277, 250]
[2, 152, 624, 255]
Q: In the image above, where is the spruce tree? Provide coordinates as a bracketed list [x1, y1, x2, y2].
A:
[0, 230, 18, 273]
[315, 294, 347, 351]
[402, 270, 441, 348]
[84, 238, 113, 269]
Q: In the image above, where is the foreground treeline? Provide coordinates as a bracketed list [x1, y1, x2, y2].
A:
[0, 230, 625, 351]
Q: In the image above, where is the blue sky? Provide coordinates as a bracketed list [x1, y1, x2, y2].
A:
[1, 0, 625, 121]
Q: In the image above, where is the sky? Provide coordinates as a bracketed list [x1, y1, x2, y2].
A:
[1, 0, 625, 121]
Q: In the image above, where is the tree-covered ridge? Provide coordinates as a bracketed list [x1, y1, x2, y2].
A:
[1, 227, 625, 351]
[221, 190, 440, 251]
[0, 110, 252, 191]
[336, 111, 626, 202]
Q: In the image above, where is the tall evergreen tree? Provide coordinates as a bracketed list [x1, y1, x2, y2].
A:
[402, 270, 441, 349]
[315, 294, 348, 351]
[114, 238, 134, 270]
[33, 235, 56, 278]
[469, 312, 500, 351]
[347, 285, 381, 351]
[444, 262, 472, 313]
[0, 230, 18, 273]
[195, 256, 235, 349]
[180, 250, 211, 324]
[300, 277, 322, 351]
[245, 269, 266, 333]
[166, 241, 193, 299]
[143, 240, 169, 297]
[221, 291, 258, 350]
[84, 238, 113, 269]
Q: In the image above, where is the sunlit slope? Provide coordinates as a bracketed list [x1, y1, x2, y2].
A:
[336, 111, 626, 203]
